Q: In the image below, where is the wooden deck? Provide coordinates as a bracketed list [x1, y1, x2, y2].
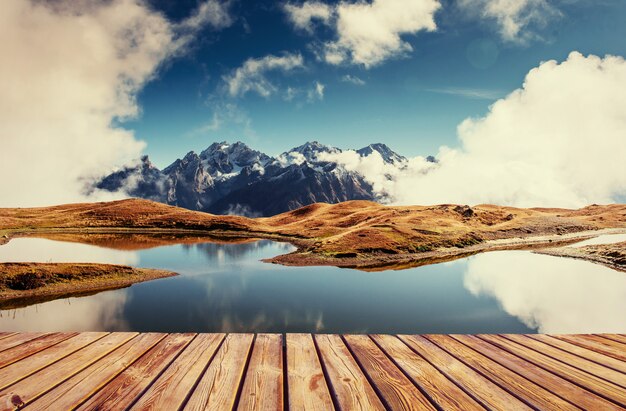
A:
[0, 333, 624, 410]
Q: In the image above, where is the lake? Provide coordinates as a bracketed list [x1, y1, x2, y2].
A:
[0, 236, 625, 334]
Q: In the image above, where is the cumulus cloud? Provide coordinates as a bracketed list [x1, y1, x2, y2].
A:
[0, 0, 232, 207]
[458, 0, 561, 42]
[223, 53, 305, 98]
[284, 1, 332, 33]
[286, 0, 440, 68]
[326, 52, 626, 208]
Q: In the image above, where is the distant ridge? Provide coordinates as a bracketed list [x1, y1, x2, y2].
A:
[94, 141, 431, 216]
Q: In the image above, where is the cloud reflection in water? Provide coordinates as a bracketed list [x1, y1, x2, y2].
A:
[464, 251, 626, 334]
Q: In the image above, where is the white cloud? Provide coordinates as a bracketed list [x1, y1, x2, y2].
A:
[284, 1, 332, 33]
[0, 0, 232, 207]
[179, 0, 233, 31]
[327, 52, 626, 208]
[341, 74, 366, 85]
[224, 53, 305, 98]
[427, 87, 503, 100]
[289, 0, 440, 68]
[307, 81, 325, 101]
[458, 0, 561, 42]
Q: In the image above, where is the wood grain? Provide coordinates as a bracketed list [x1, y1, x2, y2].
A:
[0, 333, 46, 353]
[237, 334, 283, 411]
[504, 334, 626, 388]
[286, 334, 334, 411]
[554, 334, 626, 362]
[427, 334, 578, 411]
[0, 332, 75, 369]
[454, 334, 623, 411]
[0, 332, 107, 391]
[399, 335, 531, 411]
[479, 334, 626, 407]
[25, 333, 165, 411]
[0, 332, 136, 411]
[77, 333, 194, 411]
[315, 334, 385, 411]
[528, 334, 626, 374]
[0, 332, 623, 410]
[184, 333, 254, 411]
[130, 333, 225, 411]
[371, 334, 483, 411]
[344, 334, 435, 410]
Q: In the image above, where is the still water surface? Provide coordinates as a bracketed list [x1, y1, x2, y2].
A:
[0, 237, 625, 334]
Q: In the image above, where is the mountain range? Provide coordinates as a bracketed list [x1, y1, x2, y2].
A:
[94, 141, 434, 216]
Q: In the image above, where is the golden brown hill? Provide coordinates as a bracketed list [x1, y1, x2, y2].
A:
[1, 198, 625, 269]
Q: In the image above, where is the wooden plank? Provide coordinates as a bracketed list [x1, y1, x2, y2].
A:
[0, 333, 137, 410]
[0, 332, 107, 391]
[0, 333, 48, 354]
[77, 333, 194, 410]
[371, 334, 483, 411]
[184, 333, 254, 411]
[315, 334, 385, 411]
[25, 333, 165, 411]
[0, 333, 16, 341]
[528, 334, 626, 375]
[554, 334, 626, 362]
[0, 332, 75, 369]
[454, 334, 623, 411]
[130, 333, 225, 411]
[343, 335, 436, 410]
[479, 334, 626, 407]
[399, 335, 531, 411]
[237, 334, 284, 410]
[503, 334, 626, 389]
[601, 334, 626, 345]
[285, 334, 334, 411]
[426, 335, 578, 411]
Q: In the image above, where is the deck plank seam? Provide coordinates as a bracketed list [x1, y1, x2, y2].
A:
[231, 333, 257, 411]
[176, 333, 227, 411]
[340, 334, 393, 411]
[449, 335, 585, 411]
[530, 335, 626, 376]
[500, 334, 626, 390]
[70, 333, 169, 410]
[281, 334, 289, 411]
[595, 334, 626, 348]
[552, 335, 626, 363]
[0, 332, 80, 370]
[3, 332, 113, 392]
[367, 335, 444, 411]
[124, 333, 199, 411]
[423, 335, 543, 411]
[0, 333, 17, 342]
[395, 335, 491, 411]
[11, 333, 141, 409]
[312, 334, 341, 411]
[477, 335, 626, 409]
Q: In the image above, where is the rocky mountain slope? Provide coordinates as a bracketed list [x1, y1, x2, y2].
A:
[94, 141, 426, 216]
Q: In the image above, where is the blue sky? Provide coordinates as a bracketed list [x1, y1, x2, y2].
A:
[119, 0, 626, 168]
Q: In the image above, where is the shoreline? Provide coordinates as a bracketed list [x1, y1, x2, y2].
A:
[536, 241, 626, 273]
[0, 262, 177, 309]
[265, 228, 626, 270]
